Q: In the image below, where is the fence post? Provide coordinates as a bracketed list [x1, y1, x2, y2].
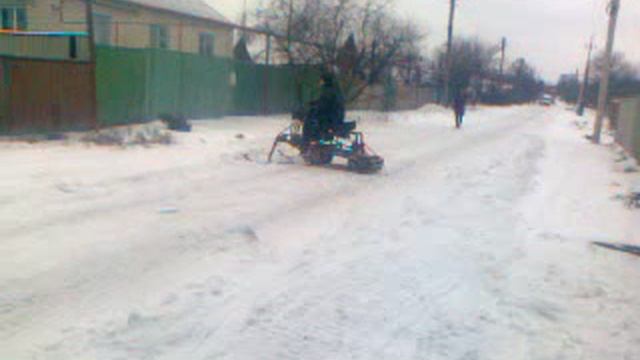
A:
[84, 0, 98, 128]
[0, 58, 7, 132]
[144, 49, 152, 119]
[263, 34, 271, 115]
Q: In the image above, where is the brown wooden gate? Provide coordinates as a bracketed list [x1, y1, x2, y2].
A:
[0, 57, 96, 133]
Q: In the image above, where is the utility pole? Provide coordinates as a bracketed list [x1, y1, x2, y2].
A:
[444, 0, 456, 106]
[241, 0, 248, 39]
[263, 34, 271, 115]
[84, 0, 96, 62]
[84, 0, 98, 128]
[592, 0, 621, 144]
[576, 37, 593, 116]
[286, 0, 294, 65]
[499, 37, 507, 78]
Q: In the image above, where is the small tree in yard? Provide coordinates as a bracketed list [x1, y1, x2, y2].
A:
[256, 0, 424, 104]
[431, 37, 544, 105]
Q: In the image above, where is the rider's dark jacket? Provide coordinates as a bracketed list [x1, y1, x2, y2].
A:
[315, 80, 346, 132]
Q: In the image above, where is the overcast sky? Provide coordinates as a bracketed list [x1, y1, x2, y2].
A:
[210, 0, 640, 82]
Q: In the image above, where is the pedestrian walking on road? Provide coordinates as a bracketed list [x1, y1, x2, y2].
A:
[453, 89, 467, 129]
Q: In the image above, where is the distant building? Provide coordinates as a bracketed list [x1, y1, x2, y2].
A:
[0, 0, 235, 57]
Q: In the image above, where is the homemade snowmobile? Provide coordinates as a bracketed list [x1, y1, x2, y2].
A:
[267, 109, 384, 174]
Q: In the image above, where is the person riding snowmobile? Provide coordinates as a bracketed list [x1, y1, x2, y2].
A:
[302, 72, 346, 148]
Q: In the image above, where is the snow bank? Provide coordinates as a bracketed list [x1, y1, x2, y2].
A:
[80, 121, 173, 146]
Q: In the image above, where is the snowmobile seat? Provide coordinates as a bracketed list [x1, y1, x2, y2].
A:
[335, 121, 356, 138]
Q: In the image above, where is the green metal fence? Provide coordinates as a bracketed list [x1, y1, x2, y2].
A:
[264, 65, 296, 113]
[96, 46, 320, 125]
[96, 47, 147, 126]
[179, 52, 233, 118]
[232, 63, 308, 115]
[147, 49, 183, 119]
[232, 61, 264, 115]
[96, 46, 233, 125]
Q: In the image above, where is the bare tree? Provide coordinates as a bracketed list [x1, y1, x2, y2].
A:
[581, 51, 640, 104]
[506, 58, 544, 103]
[256, 0, 424, 103]
[432, 37, 499, 98]
[592, 51, 639, 82]
[431, 37, 546, 104]
[393, 31, 428, 86]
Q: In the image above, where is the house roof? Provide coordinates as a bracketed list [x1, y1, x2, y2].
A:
[123, 0, 232, 26]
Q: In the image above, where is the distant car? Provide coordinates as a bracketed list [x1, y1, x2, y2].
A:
[539, 94, 555, 106]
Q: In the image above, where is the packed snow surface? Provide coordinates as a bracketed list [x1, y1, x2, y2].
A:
[1, 105, 639, 360]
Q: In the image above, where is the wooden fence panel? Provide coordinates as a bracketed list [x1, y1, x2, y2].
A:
[2, 57, 96, 133]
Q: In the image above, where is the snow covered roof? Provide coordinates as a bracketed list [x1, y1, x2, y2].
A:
[124, 0, 232, 26]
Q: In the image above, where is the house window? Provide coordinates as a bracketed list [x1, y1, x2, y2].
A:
[69, 36, 77, 59]
[150, 24, 169, 49]
[199, 32, 215, 57]
[93, 13, 112, 45]
[1, 7, 27, 31]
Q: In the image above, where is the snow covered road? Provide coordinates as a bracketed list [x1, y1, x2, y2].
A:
[1, 105, 639, 359]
